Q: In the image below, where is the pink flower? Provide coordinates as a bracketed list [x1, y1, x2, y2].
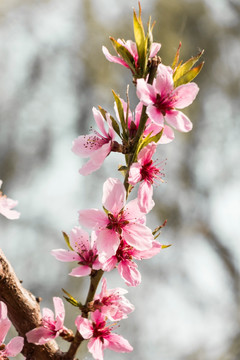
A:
[78, 177, 154, 261]
[128, 142, 165, 212]
[72, 107, 115, 176]
[102, 239, 162, 287]
[92, 278, 134, 321]
[103, 39, 161, 72]
[51, 227, 102, 277]
[0, 180, 20, 220]
[26, 297, 66, 345]
[75, 310, 133, 360]
[136, 63, 199, 133]
[0, 301, 24, 358]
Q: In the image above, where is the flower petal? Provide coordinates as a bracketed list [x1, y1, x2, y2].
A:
[146, 104, 164, 126]
[171, 82, 199, 109]
[165, 110, 193, 132]
[79, 142, 111, 176]
[123, 223, 153, 250]
[78, 209, 107, 229]
[97, 229, 120, 261]
[75, 316, 93, 339]
[69, 265, 91, 277]
[26, 327, 55, 345]
[51, 249, 79, 262]
[136, 79, 156, 105]
[69, 226, 90, 253]
[102, 178, 126, 214]
[118, 260, 141, 287]
[53, 297, 65, 330]
[102, 46, 129, 68]
[88, 337, 104, 360]
[4, 336, 24, 357]
[106, 333, 133, 353]
[138, 181, 155, 213]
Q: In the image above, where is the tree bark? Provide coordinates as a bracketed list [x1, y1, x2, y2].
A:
[0, 248, 64, 360]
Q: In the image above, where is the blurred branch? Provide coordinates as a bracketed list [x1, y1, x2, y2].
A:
[0, 248, 64, 360]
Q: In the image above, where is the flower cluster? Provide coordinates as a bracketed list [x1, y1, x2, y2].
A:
[0, 301, 24, 358]
[14, 4, 203, 360]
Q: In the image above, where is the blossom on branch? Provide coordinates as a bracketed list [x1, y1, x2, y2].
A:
[51, 227, 102, 277]
[136, 63, 199, 133]
[0, 180, 20, 220]
[102, 239, 162, 286]
[128, 142, 165, 212]
[0, 301, 24, 358]
[75, 310, 133, 360]
[78, 177, 154, 261]
[26, 297, 68, 345]
[91, 278, 134, 321]
[72, 107, 115, 175]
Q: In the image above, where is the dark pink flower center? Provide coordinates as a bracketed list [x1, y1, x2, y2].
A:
[107, 212, 129, 234]
[140, 160, 165, 184]
[116, 240, 134, 261]
[154, 94, 173, 115]
[42, 318, 57, 333]
[92, 321, 111, 341]
[78, 247, 98, 267]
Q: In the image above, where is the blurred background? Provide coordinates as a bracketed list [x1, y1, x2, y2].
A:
[0, 0, 240, 359]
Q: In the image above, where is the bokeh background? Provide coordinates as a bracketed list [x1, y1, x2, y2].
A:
[1, 0, 240, 359]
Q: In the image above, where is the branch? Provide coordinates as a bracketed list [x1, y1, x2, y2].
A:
[0, 248, 64, 360]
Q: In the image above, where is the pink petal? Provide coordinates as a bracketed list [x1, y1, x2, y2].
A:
[124, 198, 145, 220]
[165, 110, 193, 132]
[51, 249, 79, 262]
[0, 318, 11, 344]
[123, 223, 153, 250]
[79, 142, 111, 176]
[78, 209, 107, 229]
[106, 333, 133, 353]
[136, 79, 156, 105]
[53, 297, 65, 329]
[4, 336, 24, 356]
[72, 134, 102, 157]
[128, 163, 142, 185]
[75, 316, 93, 339]
[138, 182, 155, 213]
[102, 178, 126, 214]
[158, 125, 175, 144]
[134, 240, 162, 260]
[102, 46, 129, 68]
[42, 308, 54, 322]
[118, 260, 141, 286]
[88, 337, 104, 360]
[91, 309, 105, 324]
[97, 229, 120, 261]
[0, 301, 8, 319]
[69, 226, 90, 252]
[138, 142, 157, 164]
[69, 265, 91, 277]
[155, 64, 174, 96]
[146, 104, 164, 126]
[92, 107, 108, 138]
[101, 256, 118, 270]
[150, 42, 161, 57]
[26, 327, 55, 345]
[171, 82, 199, 109]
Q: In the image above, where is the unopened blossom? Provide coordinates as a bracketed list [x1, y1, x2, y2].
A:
[136, 63, 199, 133]
[0, 180, 20, 220]
[92, 278, 134, 321]
[75, 310, 133, 360]
[26, 297, 68, 345]
[102, 239, 161, 286]
[78, 177, 154, 261]
[0, 301, 24, 358]
[128, 142, 165, 212]
[72, 107, 115, 176]
[52, 227, 102, 277]
[102, 39, 161, 72]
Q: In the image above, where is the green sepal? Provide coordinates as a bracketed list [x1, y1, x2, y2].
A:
[161, 244, 172, 249]
[62, 288, 81, 308]
[110, 115, 121, 138]
[118, 165, 128, 177]
[112, 90, 127, 139]
[173, 49, 204, 86]
[102, 206, 109, 215]
[62, 231, 73, 251]
[133, 3, 147, 75]
[110, 37, 136, 74]
[138, 128, 163, 152]
[174, 62, 205, 87]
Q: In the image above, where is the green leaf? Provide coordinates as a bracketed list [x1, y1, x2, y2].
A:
[110, 115, 121, 137]
[133, 4, 147, 74]
[174, 62, 204, 87]
[172, 42, 182, 70]
[110, 37, 136, 74]
[173, 49, 204, 83]
[98, 105, 107, 120]
[112, 90, 127, 139]
[62, 232, 73, 251]
[139, 128, 164, 152]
